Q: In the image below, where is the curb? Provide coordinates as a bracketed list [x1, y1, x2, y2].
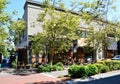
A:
[67, 70, 120, 82]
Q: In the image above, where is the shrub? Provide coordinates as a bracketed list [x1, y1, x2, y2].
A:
[101, 66, 110, 73]
[68, 64, 81, 78]
[68, 60, 120, 78]
[104, 60, 113, 71]
[98, 60, 120, 71]
[94, 63, 104, 73]
[113, 64, 120, 70]
[97, 61, 106, 65]
[79, 66, 89, 78]
[55, 62, 64, 68]
[11, 61, 17, 68]
[51, 65, 62, 71]
[44, 64, 52, 72]
[68, 64, 89, 78]
[112, 61, 120, 70]
[38, 64, 51, 72]
[37, 63, 64, 73]
[87, 64, 98, 76]
[38, 65, 44, 73]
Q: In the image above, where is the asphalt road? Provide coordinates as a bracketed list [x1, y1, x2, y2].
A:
[66, 75, 120, 84]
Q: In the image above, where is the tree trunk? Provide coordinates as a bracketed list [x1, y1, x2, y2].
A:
[49, 48, 54, 65]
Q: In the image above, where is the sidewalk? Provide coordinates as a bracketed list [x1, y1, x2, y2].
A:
[0, 68, 120, 84]
[45, 70, 68, 78]
[0, 73, 65, 84]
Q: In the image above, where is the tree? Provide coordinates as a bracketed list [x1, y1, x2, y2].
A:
[116, 23, 120, 40]
[8, 19, 26, 45]
[73, 0, 116, 60]
[0, 0, 11, 56]
[32, 0, 80, 64]
[0, 0, 26, 57]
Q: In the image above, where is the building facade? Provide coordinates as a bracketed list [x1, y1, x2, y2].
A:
[16, 0, 117, 64]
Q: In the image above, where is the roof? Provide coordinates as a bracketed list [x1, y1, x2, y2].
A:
[24, 0, 72, 13]
[24, 0, 43, 9]
[24, 0, 117, 26]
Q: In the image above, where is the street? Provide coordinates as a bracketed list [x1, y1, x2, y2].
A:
[66, 74, 120, 84]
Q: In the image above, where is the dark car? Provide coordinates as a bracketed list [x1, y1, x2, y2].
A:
[111, 55, 120, 60]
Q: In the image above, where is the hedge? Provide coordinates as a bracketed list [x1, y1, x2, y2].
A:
[68, 60, 120, 78]
[37, 62, 64, 73]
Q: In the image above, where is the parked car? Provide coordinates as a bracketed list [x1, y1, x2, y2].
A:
[111, 55, 120, 60]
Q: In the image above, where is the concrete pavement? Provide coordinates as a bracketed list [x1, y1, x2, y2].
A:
[0, 72, 65, 84]
[1, 68, 120, 84]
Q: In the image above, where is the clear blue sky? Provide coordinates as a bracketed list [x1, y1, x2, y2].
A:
[6, 0, 120, 21]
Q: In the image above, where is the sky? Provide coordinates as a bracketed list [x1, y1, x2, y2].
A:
[6, 0, 120, 22]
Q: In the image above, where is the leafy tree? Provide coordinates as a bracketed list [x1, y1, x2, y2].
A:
[0, 0, 26, 57]
[116, 23, 120, 40]
[9, 19, 26, 45]
[73, 0, 116, 60]
[0, 0, 11, 56]
[32, 0, 80, 64]
[31, 0, 117, 64]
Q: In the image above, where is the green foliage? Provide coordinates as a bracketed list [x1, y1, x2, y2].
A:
[0, 0, 11, 56]
[77, 0, 116, 59]
[95, 63, 110, 73]
[55, 62, 64, 68]
[94, 63, 104, 73]
[113, 64, 120, 70]
[79, 66, 89, 78]
[38, 64, 52, 72]
[0, 0, 9, 13]
[9, 19, 26, 44]
[68, 64, 90, 78]
[32, 0, 80, 64]
[87, 64, 98, 76]
[68, 64, 81, 78]
[68, 60, 120, 78]
[112, 61, 120, 70]
[38, 65, 46, 72]
[11, 60, 17, 68]
[97, 60, 120, 71]
[101, 65, 110, 73]
[37, 63, 64, 73]
[105, 60, 114, 70]
[52, 65, 62, 71]
[78, 0, 115, 20]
